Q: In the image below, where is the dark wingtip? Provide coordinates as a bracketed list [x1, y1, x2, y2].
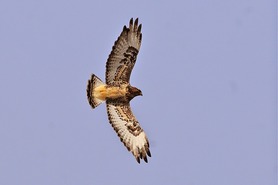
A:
[136, 156, 140, 164]
[139, 152, 143, 159]
[147, 150, 151, 157]
[138, 24, 142, 33]
[134, 18, 139, 26]
[143, 156, 148, 163]
[129, 18, 133, 27]
[123, 25, 128, 32]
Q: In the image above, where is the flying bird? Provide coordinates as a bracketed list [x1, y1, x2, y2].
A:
[87, 18, 151, 163]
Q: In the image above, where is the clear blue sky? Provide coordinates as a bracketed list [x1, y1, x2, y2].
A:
[0, 0, 276, 185]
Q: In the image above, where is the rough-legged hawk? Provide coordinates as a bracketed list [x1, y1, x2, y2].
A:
[87, 18, 151, 163]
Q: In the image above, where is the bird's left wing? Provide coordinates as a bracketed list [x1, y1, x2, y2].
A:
[106, 101, 151, 163]
[105, 18, 142, 85]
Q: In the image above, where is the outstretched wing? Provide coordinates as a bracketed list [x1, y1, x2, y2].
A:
[106, 101, 151, 163]
[106, 18, 142, 85]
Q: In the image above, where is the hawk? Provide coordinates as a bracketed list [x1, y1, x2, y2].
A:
[87, 18, 151, 163]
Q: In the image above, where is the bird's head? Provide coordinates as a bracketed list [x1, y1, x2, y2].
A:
[127, 85, 142, 100]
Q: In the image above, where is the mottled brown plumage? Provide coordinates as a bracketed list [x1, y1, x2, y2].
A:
[87, 18, 151, 163]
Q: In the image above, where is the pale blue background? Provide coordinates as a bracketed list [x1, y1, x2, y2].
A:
[0, 0, 276, 185]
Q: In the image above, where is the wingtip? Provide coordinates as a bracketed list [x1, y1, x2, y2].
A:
[143, 155, 148, 163]
[129, 18, 133, 27]
[138, 24, 142, 33]
[136, 156, 140, 164]
[129, 17, 140, 26]
[147, 149, 151, 157]
[134, 18, 139, 26]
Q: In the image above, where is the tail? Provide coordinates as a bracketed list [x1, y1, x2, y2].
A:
[87, 74, 105, 109]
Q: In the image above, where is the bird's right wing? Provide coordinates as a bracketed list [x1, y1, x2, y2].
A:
[106, 101, 151, 163]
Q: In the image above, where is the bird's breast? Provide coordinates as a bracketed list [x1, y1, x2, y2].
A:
[94, 84, 127, 100]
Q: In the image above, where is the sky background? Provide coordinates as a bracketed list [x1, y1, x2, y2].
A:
[0, 0, 276, 185]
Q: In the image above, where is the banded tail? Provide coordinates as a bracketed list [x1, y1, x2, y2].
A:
[87, 74, 105, 108]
